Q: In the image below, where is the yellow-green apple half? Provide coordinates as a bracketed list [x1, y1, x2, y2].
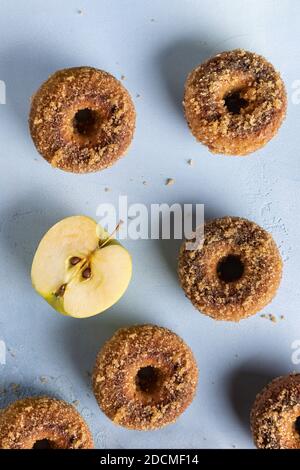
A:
[31, 216, 132, 318]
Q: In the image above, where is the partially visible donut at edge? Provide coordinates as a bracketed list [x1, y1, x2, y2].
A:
[0, 396, 94, 449]
[251, 374, 300, 449]
[29, 67, 136, 173]
[183, 49, 287, 155]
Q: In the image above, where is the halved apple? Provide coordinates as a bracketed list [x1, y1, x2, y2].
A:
[31, 216, 132, 318]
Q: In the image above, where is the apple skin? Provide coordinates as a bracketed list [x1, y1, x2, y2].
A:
[31, 216, 132, 318]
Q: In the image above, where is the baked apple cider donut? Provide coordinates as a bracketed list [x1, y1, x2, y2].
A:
[178, 216, 282, 321]
[93, 324, 198, 430]
[251, 374, 300, 449]
[184, 49, 287, 155]
[29, 67, 136, 173]
[0, 396, 93, 449]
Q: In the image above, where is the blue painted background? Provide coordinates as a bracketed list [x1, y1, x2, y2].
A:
[0, 0, 299, 448]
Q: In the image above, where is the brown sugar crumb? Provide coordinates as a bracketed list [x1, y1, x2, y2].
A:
[178, 216, 282, 321]
[251, 374, 300, 449]
[184, 49, 287, 156]
[187, 159, 194, 166]
[92, 324, 198, 430]
[8, 348, 16, 358]
[0, 397, 93, 449]
[10, 383, 21, 393]
[29, 67, 136, 173]
[165, 178, 175, 186]
[72, 400, 80, 407]
[104, 187, 111, 192]
[260, 313, 284, 323]
[121, 75, 126, 81]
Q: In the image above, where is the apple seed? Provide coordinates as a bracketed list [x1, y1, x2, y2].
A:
[82, 267, 91, 279]
[70, 256, 81, 266]
[55, 284, 67, 297]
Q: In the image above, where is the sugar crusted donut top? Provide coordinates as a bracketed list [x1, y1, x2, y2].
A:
[29, 67, 136, 173]
[93, 324, 198, 430]
[178, 216, 282, 321]
[251, 374, 300, 449]
[184, 49, 286, 139]
[0, 397, 93, 449]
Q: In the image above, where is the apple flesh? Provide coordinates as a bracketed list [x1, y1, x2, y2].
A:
[31, 216, 132, 318]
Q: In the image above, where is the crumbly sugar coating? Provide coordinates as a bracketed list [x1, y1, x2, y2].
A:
[0, 396, 94, 449]
[251, 374, 300, 449]
[92, 324, 198, 430]
[29, 67, 136, 173]
[178, 216, 282, 321]
[183, 49, 287, 155]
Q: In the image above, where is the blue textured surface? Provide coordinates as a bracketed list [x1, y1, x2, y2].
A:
[0, 0, 299, 449]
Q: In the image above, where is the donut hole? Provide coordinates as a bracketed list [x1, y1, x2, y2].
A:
[224, 90, 248, 115]
[135, 366, 161, 394]
[295, 417, 300, 436]
[73, 108, 98, 136]
[32, 438, 56, 449]
[217, 254, 244, 283]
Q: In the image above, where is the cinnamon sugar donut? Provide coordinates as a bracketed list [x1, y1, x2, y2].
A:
[29, 67, 136, 173]
[178, 216, 282, 321]
[183, 49, 287, 155]
[251, 374, 300, 449]
[0, 397, 93, 449]
[92, 324, 198, 430]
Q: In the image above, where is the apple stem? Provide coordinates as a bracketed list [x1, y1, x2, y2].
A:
[99, 220, 124, 249]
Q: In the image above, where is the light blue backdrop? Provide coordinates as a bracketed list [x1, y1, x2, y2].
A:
[0, 0, 299, 449]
